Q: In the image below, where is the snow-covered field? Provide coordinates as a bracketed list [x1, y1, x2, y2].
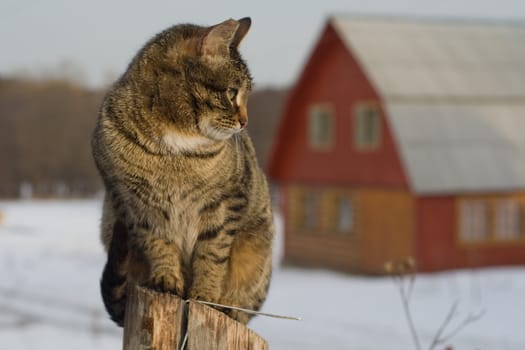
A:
[0, 200, 523, 349]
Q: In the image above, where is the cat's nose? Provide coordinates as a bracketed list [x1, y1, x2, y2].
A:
[238, 106, 248, 128]
[239, 117, 248, 128]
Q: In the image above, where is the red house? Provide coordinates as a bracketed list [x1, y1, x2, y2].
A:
[268, 16, 525, 274]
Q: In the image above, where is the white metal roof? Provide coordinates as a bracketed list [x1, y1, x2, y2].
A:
[386, 102, 525, 194]
[331, 16, 525, 194]
[332, 17, 525, 99]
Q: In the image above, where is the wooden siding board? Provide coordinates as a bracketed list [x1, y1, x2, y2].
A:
[282, 185, 361, 271]
[284, 233, 360, 271]
[358, 189, 414, 273]
[416, 193, 525, 272]
[282, 185, 414, 274]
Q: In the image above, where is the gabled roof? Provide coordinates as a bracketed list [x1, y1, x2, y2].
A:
[332, 16, 525, 99]
[331, 16, 525, 194]
[386, 102, 525, 193]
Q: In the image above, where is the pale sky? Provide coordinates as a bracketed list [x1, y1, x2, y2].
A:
[1, 0, 524, 88]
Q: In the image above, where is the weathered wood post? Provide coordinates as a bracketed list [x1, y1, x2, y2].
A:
[122, 285, 185, 349]
[186, 300, 268, 349]
[122, 285, 268, 350]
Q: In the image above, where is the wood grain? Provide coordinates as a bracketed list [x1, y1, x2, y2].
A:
[187, 300, 268, 350]
[122, 285, 184, 350]
[122, 285, 268, 350]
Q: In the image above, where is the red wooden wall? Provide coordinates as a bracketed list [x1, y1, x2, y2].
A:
[268, 22, 408, 189]
[416, 196, 525, 271]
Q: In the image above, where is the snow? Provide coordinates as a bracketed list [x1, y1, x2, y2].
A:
[0, 199, 523, 349]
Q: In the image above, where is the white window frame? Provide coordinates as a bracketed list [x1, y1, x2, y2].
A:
[494, 199, 522, 240]
[308, 104, 334, 150]
[459, 200, 488, 241]
[353, 102, 382, 150]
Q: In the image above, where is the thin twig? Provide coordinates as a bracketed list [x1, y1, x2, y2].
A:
[406, 272, 416, 302]
[437, 308, 486, 346]
[387, 257, 484, 350]
[180, 332, 188, 350]
[393, 274, 422, 350]
[428, 300, 459, 350]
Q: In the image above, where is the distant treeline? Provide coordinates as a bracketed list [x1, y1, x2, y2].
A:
[0, 76, 286, 198]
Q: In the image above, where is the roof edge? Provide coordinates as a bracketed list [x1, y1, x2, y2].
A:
[328, 13, 525, 27]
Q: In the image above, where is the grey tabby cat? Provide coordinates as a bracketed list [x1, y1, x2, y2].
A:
[91, 17, 274, 326]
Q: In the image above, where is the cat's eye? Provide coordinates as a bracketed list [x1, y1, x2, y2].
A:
[227, 88, 238, 102]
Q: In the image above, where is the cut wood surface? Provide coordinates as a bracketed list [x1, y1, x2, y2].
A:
[122, 285, 268, 350]
[187, 300, 268, 350]
[122, 285, 184, 350]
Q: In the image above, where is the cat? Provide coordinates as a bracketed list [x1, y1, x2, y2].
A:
[91, 17, 274, 326]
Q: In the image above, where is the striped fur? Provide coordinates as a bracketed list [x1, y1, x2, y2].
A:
[91, 18, 273, 326]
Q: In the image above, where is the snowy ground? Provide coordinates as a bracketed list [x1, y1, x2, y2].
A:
[0, 200, 524, 349]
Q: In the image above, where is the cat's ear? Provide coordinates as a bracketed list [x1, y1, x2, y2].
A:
[201, 17, 251, 57]
[201, 19, 240, 57]
[231, 17, 251, 48]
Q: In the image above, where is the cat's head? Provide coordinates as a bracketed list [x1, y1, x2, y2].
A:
[129, 18, 253, 144]
[191, 18, 252, 141]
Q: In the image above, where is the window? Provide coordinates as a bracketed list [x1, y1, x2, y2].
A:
[459, 200, 488, 241]
[354, 103, 381, 149]
[289, 188, 318, 232]
[495, 200, 522, 240]
[338, 197, 354, 234]
[289, 189, 357, 235]
[458, 198, 525, 243]
[303, 192, 318, 230]
[309, 104, 333, 150]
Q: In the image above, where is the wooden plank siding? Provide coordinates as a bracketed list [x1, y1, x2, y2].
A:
[358, 189, 415, 273]
[282, 185, 414, 274]
[417, 193, 525, 272]
[284, 185, 360, 271]
[285, 233, 360, 271]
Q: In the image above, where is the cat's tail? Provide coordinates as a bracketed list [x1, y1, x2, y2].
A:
[100, 220, 129, 327]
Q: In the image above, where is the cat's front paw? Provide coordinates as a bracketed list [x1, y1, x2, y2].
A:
[188, 288, 221, 304]
[148, 269, 184, 296]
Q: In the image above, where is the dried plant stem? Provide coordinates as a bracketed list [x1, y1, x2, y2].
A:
[386, 257, 484, 350]
[429, 307, 485, 350]
[394, 274, 422, 350]
[428, 300, 459, 350]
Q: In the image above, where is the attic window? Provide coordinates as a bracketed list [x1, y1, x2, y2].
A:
[353, 103, 381, 150]
[308, 104, 334, 150]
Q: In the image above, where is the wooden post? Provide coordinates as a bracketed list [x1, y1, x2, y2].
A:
[187, 300, 268, 350]
[122, 285, 268, 350]
[122, 285, 185, 349]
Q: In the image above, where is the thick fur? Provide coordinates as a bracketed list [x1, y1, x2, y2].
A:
[92, 18, 273, 326]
